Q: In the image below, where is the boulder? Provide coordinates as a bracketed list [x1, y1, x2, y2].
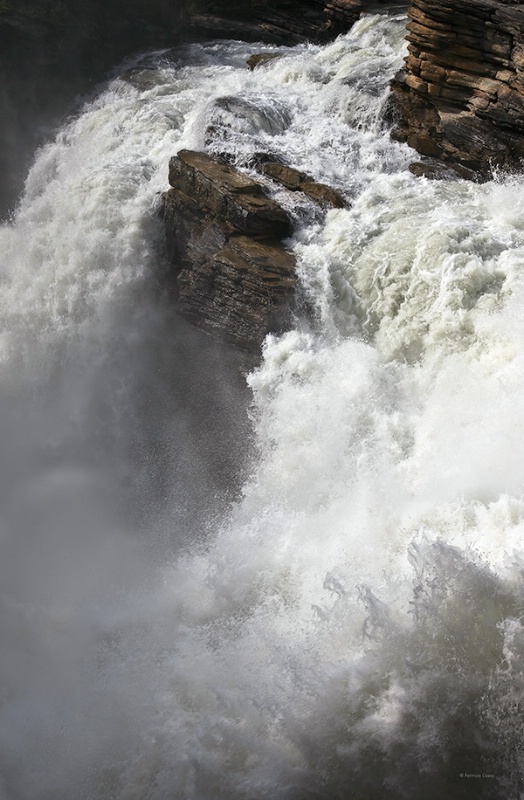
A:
[163, 151, 298, 351]
[246, 53, 281, 70]
[386, 0, 524, 178]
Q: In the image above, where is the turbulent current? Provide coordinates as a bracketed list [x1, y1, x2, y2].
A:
[2, 12, 524, 799]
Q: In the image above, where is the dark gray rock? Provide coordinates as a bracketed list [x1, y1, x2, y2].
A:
[185, 0, 362, 46]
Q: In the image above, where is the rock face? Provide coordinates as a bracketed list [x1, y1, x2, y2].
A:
[163, 150, 298, 352]
[186, 0, 363, 45]
[246, 53, 281, 69]
[387, 0, 524, 177]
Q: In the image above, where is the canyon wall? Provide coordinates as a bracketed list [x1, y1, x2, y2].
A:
[185, 0, 363, 45]
[387, 0, 524, 178]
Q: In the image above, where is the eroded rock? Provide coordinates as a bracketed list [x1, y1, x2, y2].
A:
[257, 161, 347, 208]
[387, 0, 524, 178]
[163, 151, 298, 351]
[246, 53, 281, 70]
[162, 149, 349, 350]
[169, 150, 292, 238]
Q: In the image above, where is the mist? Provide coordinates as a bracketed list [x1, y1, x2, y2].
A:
[0, 0, 188, 218]
[0, 45, 253, 789]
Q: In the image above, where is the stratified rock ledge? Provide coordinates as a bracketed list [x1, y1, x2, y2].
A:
[386, 0, 524, 178]
[163, 150, 298, 352]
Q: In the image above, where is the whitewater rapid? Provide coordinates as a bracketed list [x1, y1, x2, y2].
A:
[1, 12, 524, 799]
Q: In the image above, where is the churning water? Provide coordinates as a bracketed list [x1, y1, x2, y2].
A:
[1, 12, 524, 799]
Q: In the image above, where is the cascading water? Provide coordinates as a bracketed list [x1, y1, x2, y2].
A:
[1, 11, 524, 799]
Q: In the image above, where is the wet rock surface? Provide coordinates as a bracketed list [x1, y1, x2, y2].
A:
[246, 53, 281, 70]
[168, 150, 292, 238]
[387, 0, 524, 177]
[256, 161, 347, 208]
[163, 150, 298, 352]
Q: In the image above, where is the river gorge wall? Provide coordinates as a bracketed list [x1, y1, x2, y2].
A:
[387, 0, 524, 178]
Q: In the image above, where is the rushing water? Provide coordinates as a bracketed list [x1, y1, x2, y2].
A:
[1, 12, 524, 799]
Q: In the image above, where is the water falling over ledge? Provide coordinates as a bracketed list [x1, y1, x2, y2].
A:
[1, 13, 524, 800]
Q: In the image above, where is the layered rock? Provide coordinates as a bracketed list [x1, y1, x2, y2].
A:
[163, 150, 298, 352]
[387, 0, 524, 177]
[255, 160, 346, 208]
[186, 0, 362, 46]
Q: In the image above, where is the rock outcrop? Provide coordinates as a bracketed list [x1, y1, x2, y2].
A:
[185, 0, 363, 46]
[387, 0, 524, 178]
[255, 160, 346, 208]
[246, 53, 281, 70]
[163, 150, 298, 352]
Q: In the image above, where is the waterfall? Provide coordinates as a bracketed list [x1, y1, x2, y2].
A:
[1, 12, 523, 799]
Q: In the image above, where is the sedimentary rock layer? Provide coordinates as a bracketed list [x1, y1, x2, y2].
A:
[163, 150, 298, 352]
[387, 0, 524, 177]
[186, 0, 363, 45]
[256, 161, 346, 208]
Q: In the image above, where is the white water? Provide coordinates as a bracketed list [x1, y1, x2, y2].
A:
[1, 13, 524, 799]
